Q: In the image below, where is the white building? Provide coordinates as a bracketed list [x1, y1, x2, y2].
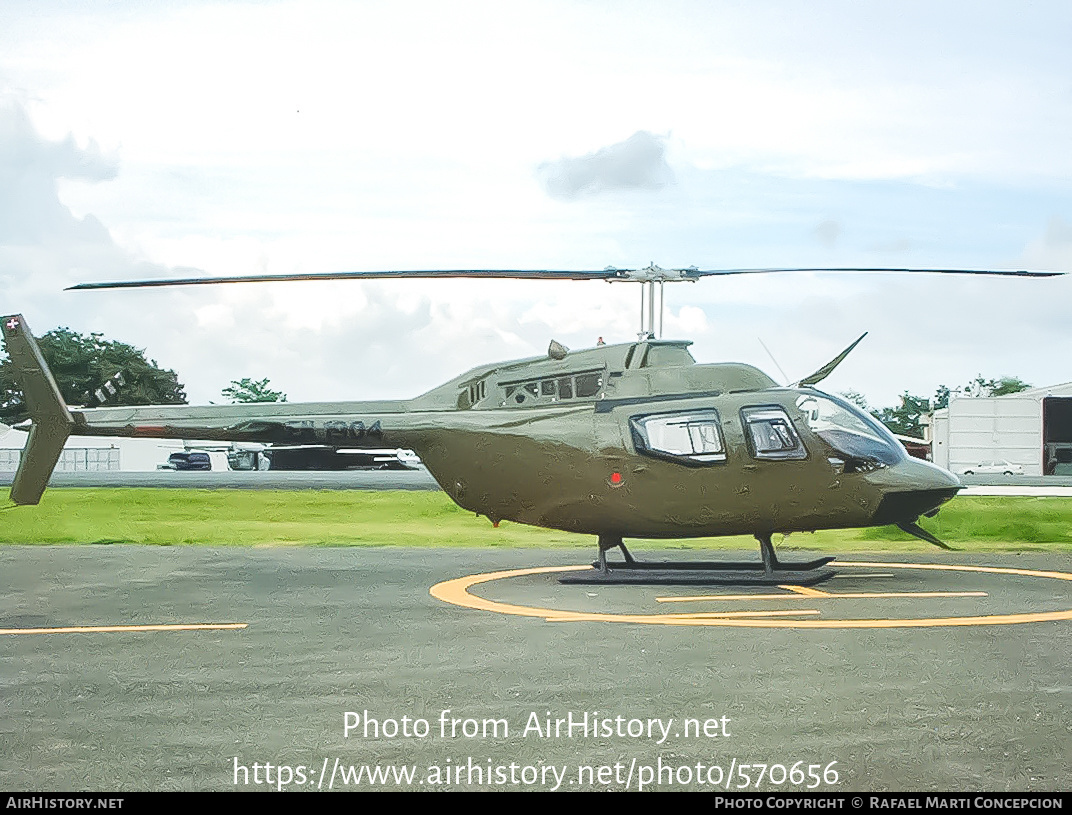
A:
[927, 382, 1072, 476]
[0, 424, 189, 472]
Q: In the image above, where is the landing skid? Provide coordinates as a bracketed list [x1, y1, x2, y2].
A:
[559, 568, 836, 586]
[558, 533, 837, 586]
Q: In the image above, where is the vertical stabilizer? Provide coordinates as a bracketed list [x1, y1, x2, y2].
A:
[2, 315, 73, 505]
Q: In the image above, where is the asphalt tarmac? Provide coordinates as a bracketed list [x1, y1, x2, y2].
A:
[2, 545, 1070, 792]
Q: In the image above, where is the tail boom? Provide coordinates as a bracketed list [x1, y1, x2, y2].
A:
[66, 401, 417, 447]
[2, 314, 420, 502]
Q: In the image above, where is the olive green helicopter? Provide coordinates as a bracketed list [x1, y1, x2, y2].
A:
[3, 264, 1062, 585]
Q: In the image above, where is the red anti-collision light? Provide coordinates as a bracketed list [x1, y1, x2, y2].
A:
[610, 472, 622, 484]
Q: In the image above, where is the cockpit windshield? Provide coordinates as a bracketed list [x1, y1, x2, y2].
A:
[795, 392, 905, 467]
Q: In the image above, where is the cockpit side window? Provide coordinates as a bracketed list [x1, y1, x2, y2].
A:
[741, 406, 807, 460]
[630, 410, 726, 465]
[794, 393, 904, 467]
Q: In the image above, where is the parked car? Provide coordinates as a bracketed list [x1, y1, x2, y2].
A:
[961, 460, 1024, 476]
[159, 451, 232, 471]
[165, 451, 212, 471]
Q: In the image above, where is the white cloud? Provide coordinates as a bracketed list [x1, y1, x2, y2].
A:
[537, 131, 674, 200]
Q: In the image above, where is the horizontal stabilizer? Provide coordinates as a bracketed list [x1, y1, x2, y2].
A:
[2, 315, 73, 505]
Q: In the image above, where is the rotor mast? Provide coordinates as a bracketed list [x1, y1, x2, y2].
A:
[635, 279, 664, 339]
[610, 263, 695, 340]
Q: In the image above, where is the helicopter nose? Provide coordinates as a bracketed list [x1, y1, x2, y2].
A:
[867, 457, 962, 525]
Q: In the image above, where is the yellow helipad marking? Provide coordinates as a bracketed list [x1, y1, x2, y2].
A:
[657, 590, 988, 603]
[1, 623, 248, 635]
[780, 585, 833, 597]
[429, 562, 1072, 629]
[546, 608, 821, 622]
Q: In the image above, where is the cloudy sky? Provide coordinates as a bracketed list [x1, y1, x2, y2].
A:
[1, 1, 1070, 409]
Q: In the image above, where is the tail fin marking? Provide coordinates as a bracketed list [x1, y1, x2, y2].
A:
[2, 315, 74, 505]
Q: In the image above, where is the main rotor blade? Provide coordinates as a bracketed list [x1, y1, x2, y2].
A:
[682, 267, 1063, 279]
[796, 332, 868, 388]
[66, 264, 1064, 291]
[66, 269, 621, 290]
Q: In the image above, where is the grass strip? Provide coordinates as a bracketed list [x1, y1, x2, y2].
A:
[1, 489, 1070, 552]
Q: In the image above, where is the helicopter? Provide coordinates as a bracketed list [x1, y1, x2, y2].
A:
[2, 263, 1063, 585]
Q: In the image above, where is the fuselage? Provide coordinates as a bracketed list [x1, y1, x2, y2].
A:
[62, 339, 961, 539]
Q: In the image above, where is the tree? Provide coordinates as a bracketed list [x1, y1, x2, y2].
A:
[0, 326, 187, 425]
[963, 375, 1002, 398]
[873, 392, 932, 438]
[222, 377, 287, 403]
[839, 389, 871, 411]
[990, 376, 1032, 397]
[939, 375, 1031, 403]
